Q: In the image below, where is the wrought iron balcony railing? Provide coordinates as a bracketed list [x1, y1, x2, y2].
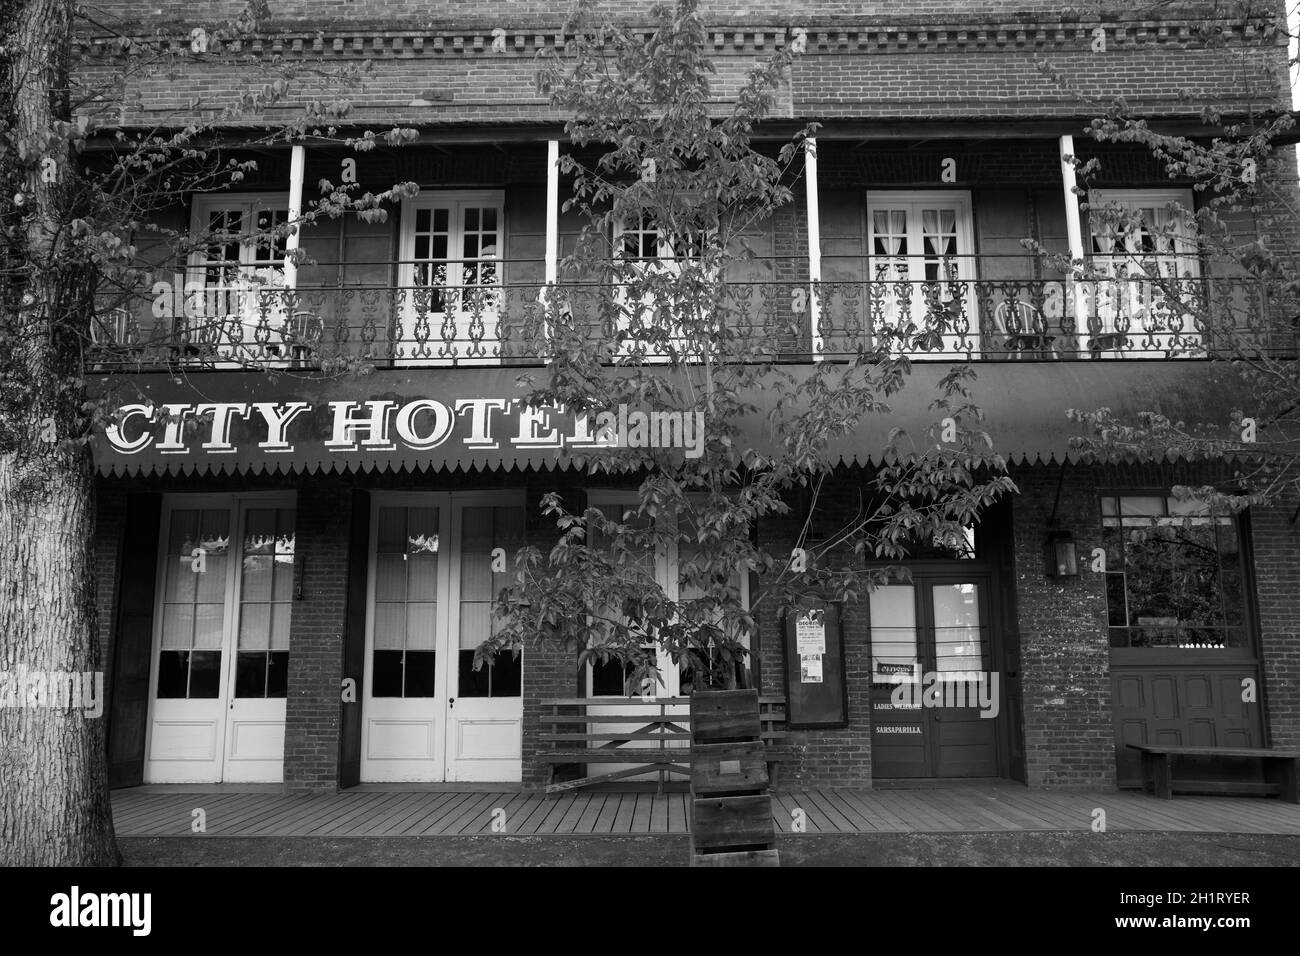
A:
[88, 259, 1287, 370]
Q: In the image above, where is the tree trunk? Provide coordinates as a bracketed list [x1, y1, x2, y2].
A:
[1, 0, 121, 865]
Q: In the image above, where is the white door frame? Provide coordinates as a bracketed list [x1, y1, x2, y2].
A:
[865, 189, 978, 356]
[443, 490, 526, 782]
[144, 491, 296, 784]
[360, 489, 525, 783]
[395, 190, 506, 366]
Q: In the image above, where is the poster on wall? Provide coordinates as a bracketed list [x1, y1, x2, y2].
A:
[800, 653, 824, 684]
[782, 602, 848, 729]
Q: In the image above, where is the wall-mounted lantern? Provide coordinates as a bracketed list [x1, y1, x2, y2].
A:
[1044, 529, 1079, 579]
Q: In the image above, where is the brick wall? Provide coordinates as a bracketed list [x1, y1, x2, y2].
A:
[753, 478, 872, 788]
[282, 476, 353, 790]
[90, 2, 1286, 28]
[1009, 463, 1116, 789]
[75, 5, 1289, 129]
[1248, 487, 1300, 751]
[519, 471, 585, 790]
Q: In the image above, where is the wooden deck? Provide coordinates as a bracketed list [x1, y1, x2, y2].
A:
[111, 782, 1300, 838]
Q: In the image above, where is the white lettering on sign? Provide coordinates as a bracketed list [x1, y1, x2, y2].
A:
[514, 404, 561, 448]
[325, 400, 397, 451]
[105, 404, 155, 453]
[155, 403, 195, 454]
[101, 397, 714, 461]
[195, 403, 249, 453]
[254, 402, 311, 452]
[394, 399, 454, 450]
[455, 398, 510, 448]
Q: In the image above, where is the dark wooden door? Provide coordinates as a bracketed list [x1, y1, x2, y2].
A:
[869, 575, 1002, 779]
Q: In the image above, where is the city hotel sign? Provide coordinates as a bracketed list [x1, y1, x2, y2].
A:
[105, 398, 703, 457]
[90, 363, 1241, 476]
[92, 371, 711, 475]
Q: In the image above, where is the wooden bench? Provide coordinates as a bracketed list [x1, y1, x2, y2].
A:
[538, 695, 797, 795]
[1127, 744, 1299, 803]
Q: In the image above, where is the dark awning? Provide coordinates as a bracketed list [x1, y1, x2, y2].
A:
[90, 362, 1249, 478]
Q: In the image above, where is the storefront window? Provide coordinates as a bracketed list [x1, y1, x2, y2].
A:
[157, 508, 230, 699]
[456, 505, 524, 698]
[1100, 494, 1247, 649]
[372, 506, 440, 697]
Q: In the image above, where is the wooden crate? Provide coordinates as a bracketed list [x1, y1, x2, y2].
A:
[690, 740, 769, 794]
[688, 689, 780, 866]
[690, 688, 761, 743]
[691, 794, 777, 850]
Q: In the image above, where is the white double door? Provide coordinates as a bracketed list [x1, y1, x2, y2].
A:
[145, 493, 296, 783]
[866, 191, 977, 355]
[361, 492, 524, 782]
[395, 192, 503, 365]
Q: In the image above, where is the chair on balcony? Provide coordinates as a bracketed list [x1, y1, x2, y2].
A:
[995, 299, 1058, 360]
[284, 309, 323, 368]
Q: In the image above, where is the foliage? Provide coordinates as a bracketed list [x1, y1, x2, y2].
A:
[481, 0, 1015, 693]
[1032, 0, 1300, 514]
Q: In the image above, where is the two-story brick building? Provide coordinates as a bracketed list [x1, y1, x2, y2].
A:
[84, 1, 1300, 797]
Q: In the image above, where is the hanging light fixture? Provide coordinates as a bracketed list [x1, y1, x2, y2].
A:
[1044, 529, 1079, 578]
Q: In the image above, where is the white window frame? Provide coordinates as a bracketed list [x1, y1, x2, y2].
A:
[396, 190, 505, 366]
[1085, 188, 1201, 356]
[865, 190, 978, 357]
[185, 193, 291, 364]
[611, 212, 716, 363]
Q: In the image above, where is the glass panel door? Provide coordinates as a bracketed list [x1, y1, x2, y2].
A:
[1088, 190, 1201, 357]
[868, 577, 999, 778]
[362, 502, 447, 782]
[224, 502, 295, 781]
[399, 193, 504, 365]
[867, 192, 976, 356]
[445, 501, 525, 782]
[186, 197, 289, 364]
[147, 495, 294, 784]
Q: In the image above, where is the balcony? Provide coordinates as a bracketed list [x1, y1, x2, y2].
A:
[89, 257, 1284, 371]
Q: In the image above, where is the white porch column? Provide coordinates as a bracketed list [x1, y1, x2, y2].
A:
[283, 144, 306, 290]
[1059, 135, 1085, 264]
[804, 137, 822, 359]
[545, 139, 560, 286]
[1059, 135, 1088, 340]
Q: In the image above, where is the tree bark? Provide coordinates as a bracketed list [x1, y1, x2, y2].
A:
[1, 0, 120, 865]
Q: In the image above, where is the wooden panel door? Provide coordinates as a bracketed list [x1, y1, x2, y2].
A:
[1111, 662, 1264, 787]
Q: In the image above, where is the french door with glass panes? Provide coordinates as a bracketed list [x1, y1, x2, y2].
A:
[1086, 189, 1201, 357]
[866, 191, 977, 355]
[185, 194, 289, 365]
[611, 213, 713, 362]
[395, 192, 504, 365]
[360, 492, 524, 782]
[867, 576, 1000, 779]
[145, 493, 296, 783]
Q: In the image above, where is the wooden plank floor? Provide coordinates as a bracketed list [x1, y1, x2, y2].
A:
[112, 783, 1300, 838]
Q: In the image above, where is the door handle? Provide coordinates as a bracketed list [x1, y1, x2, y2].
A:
[448, 697, 455, 709]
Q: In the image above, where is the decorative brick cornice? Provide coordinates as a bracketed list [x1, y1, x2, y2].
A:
[72, 17, 1282, 60]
